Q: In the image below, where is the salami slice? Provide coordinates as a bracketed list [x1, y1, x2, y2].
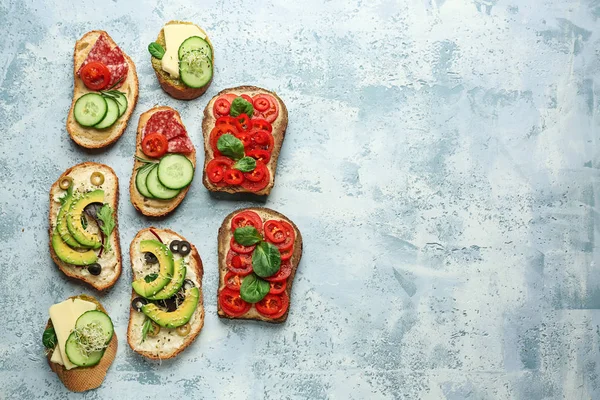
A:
[77, 34, 111, 74]
[77, 34, 128, 88]
[143, 111, 175, 137]
[168, 136, 194, 154]
[164, 118, 187, 140]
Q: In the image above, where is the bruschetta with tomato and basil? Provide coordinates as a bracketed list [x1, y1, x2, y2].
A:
[202, 86, 288, 195]
[129, 106, 196, 217]
[66, 31, 139, 148]
[217, 208, 302, 323]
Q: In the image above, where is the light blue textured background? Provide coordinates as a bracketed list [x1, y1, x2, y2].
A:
[1, 0, 599, 398]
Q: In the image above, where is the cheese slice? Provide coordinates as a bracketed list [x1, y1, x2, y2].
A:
[50, 346, 64, 365]
[161, 24, 206, 78]
[48, 299, 96, 370]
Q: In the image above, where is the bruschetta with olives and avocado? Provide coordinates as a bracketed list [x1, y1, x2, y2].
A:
[49, 162, 121, 290]
[129, 106, 196, 217]
[127, 228, 204, 359]
[43, 295, 117, 392]
[67, 30, 138, 148]
[148, 21, 214, 100]
[217, 208, 302, 323]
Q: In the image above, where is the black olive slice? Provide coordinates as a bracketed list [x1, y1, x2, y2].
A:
[183, 279, 195, 291]
[131, 297, 148, 312]
[88, 263, 102, 276]
[178, 241, 191, 256]
[144, 252, 158, 264]
[169, 240, 181, 254]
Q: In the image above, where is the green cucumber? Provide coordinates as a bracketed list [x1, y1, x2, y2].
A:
[76, 310, 114, 344]
[146, 166, 180, 200]
[113, 92, 128, 117]
[65, 310, 114, 367]
[179, 50, 212, 89]
[157, 154, 195, 190]
[94, 97, 120, 129]
[178, 36, 211, 60]
[73, 93, 107, 127]
[135, 164, 156, 199]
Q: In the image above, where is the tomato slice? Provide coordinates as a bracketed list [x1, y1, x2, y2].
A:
[272, 220, 295, 251]
[235, 131, 253, 148]
[251, 119, 272, 133]
[252, 94, 279, 123]
[224, 272, 242, 291]
[253, 95, 270, 112]
[206, 157, 234, 184]
[213, 97, 231, 117]
[230, 236, 256, 254]
[231, 210, 263, 233]
[241, 162, 270, 192]
[244, 161, 267, 182]
[235, 114, 252, 131]
[219, 288, 252, 317]
[269, 280, 287, 295]
[209, 123, 238, 155]
[246, 149, 271, 164]
[252, 130, 271, 145]
[216, 116, 237, 126]
[264, 220, 286, 243]
[255, 292, 289, 319]
[80, 61, 111, 91]
[241, 94, 253, 104]
[224, 168, 244, 185]
[226, 250, 253, 276]
[265, 260, 292, 282]
[141, 133, 168, 158]
[248, 129, 274, 152]
[280, 247, 293, 261]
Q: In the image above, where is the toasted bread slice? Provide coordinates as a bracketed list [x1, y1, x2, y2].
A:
[48, 162, 121, 290]
[129, 107, 196, 217]
[46, 294, 117, 392]
[217, 208, 302, 323]
[127, 228, 204, 359]
[151, 21, 214, 100]
[202, 86, 289, 196]
[66, 30, 139, 148]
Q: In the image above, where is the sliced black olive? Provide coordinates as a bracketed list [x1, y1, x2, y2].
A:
[183, 279, 195, 291]
[159, 296, 179, 312]
[178, 241, 191, 256]
[144, 252, 158, 264]
[88, 263, 102, 276]
[131, 297, 148, 312]
[169, 240, 181, 254]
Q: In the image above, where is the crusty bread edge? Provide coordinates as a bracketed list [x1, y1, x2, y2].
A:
[48, 162, 122, 291]
[216, 207, 303, 323]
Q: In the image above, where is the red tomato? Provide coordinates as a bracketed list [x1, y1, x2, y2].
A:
[206, 157, 234, 183]
[226, 250, 253, 276]
[251, 119, 272, 133]
[255, 292, 289, 319]
[265, 260, 292, 282]
[235, 131, 253, 148]
[244, 161, 268, 182]
[216, 116, 237, 126]
[272, 220, 295, 251]
[252, 130, 270, 145]
[231, 210, 263, 233]
[219, 288, 251, 317]
[224, 272, 242, 291]
[241, 94, 253, 104]
[264, 220, 286, 243]
[248, 130, 274, 152]
[230, 236, 256, 254]
[246, 149, 271, 164]
[279, 247, 293, 261]
[241, 162, 270, 192]
[80, 62, 111, 91]
[269, 280, 287, 295]
[252, 94, 279, 123]
[235, 114, 252, 131]
[253, 95, 270, 112]
[141, 133, 168, 158]
[209, 123, 238, 154]
[213, 97, 231, 116]
[224, 169, 244, 185]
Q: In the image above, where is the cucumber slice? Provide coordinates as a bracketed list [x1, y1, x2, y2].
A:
[135, 164, 156, 199]
[179, 50, 212, 89]
[65, 311, 114, 367]
[75, 310, 114, 344]
[65, 331, 104, 367]
[178, 36, 211, 60]
[157, 154, 195, 190]
[94, 97, 120, 129]
[73, 93, 107, 127]
[113, 92, 128, 117]
[146, 166, 180, 200]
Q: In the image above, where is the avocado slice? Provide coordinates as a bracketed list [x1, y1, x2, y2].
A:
[142, 287, 200, 328]
[51, 229, 98, 266]
[66, 190, 104, 249]
[132, 240, 174, 298]
[56, 190, 84, 249]
[146, 259, 186, 300]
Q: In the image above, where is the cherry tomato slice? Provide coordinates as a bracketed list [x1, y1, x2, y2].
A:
[269, 280, 287, 295]
[273, 220, 295, 251]
[252, 94, 279, 123]
[231, 211, 263, 233]
[230, 236, 256, 254]
[213, 97, 231, 116]
[246, 149, 271, 164]
[219, 287, 252, 316]
[206, 157, 234, 183]
[235, 131, 253, 148]
[216, 116, 237, 126]
[80, 61, 111, 91]
[265, 260, 292, 282]
[244, 161, 267, 182]
[280, 247, 293, 261]
[255, 292, 289, 319]
[224, 169, 244, 185]
[210, 123, 238, 154]
[141, 133, 168, 158]
[253, 95, 270, 112]
[226, 250, 253, 276]
[241, 94, 253, 104]
[252, 130, 271, 145]
[248, 130, 274, 152]
[251, 119, 273, 133]
[241, 163, 270, 192]
[264, 220, 286, 243]
[235, 114, 252, 131]
[224, 272, 242, 292]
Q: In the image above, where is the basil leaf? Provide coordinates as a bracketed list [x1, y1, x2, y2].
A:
[217, 134, 244, 160]
[252, 242, 281, 277]
[233, 156, 256, 172]
[240, 273, 270, 303]
[42, 327, 57, 349]
[230, 97, 254, 117]
[234, 226, 262, 246]
[148, 42, 165, 59]
[144, 273, 158, 283]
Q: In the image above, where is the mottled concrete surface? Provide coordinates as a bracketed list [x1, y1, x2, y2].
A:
[1, 0, 599, 398]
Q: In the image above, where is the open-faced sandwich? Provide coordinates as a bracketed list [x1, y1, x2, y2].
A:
[66, 31, 139, 148]
[129, 106, 196, 217]
[148, 21, 214, 100]
[217, 208, 302, 323]
[202, 86, 288, 195]
[49, 162, 121, 290]
[127, 228, 204, 359]
[43, 295, 117, 392]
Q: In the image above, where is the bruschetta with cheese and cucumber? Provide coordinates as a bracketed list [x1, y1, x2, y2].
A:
[49, 162, 121, 290]
[66, 31, 139, 148]
[129, 106, 196, 217]
[148, 21, 213, 100]
[43, 295, 117, 392]
[127, 228, 204, 359]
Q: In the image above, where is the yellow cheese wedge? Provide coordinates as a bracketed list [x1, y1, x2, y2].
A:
[161, 24, 206, 78]
[50, 345, 64, 365]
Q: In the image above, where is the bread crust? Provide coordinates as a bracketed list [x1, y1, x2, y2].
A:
[151, 21, 214, 100]
[126, 228, 204, 360]
[48, 162, 122, 291]
[66, 30, 139, 149]
[201, 86, 289, 196]
[128, 106, 196, 217]
[216, 207, 302, 323]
